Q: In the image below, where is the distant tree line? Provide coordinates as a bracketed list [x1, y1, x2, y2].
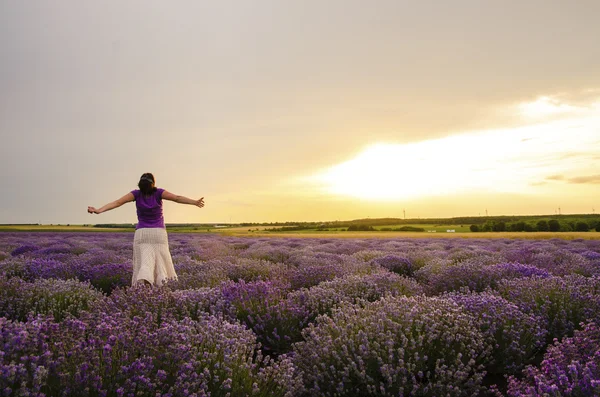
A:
[252, 214, 600, 230]
[378, 226, 426, 232]
[346, 224, 376, 231]
[0, 224, 40, 226]
[346, 225, 425, 232]
[470, 219, 600, 232]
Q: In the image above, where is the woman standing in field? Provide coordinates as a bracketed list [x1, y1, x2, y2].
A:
[87, 173, 204, 286]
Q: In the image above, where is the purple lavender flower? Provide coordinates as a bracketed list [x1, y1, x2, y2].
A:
[507, 321, 600, 396]
[370, 254, 414, 276]
[1, 231, 600, 395]
[77, 262, 131, 294]
[288, 271, 424, 322]
[1, 311, 300, 396]
[494, 275, 600, 343]
[486, 262, 551, 281]
[10, 245, 38, 257]
[0, 275, 104, 322]
[446, 290, 547, 374]
[294, 295, 492, 396]
[23, 258, 78, 281]
[217, 280, 310, 354]
[418, 261, 552, 295]
[530, 250, 599, 277]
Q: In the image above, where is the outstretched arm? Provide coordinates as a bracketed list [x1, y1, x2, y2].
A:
[88, 193, 135, 214]
[162, 191, 204, 208]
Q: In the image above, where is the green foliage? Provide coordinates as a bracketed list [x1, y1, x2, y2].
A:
[536, 220, 549, 231]
[560, 222, 574, 232]
[492, 221, 506, 232]
[510, 222, 526, 232]
[394, 226, 425, 232]
[470, 224, 480, 232]
[346, 224, 375, 231]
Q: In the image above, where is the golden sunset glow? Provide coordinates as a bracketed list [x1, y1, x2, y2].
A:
[302, 96, 600, 205]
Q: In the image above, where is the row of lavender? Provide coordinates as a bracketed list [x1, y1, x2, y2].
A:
[1, 232, 599, 396]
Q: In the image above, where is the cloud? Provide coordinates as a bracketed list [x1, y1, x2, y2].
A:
[517, 90, 600, 122]
[545, 174, 600, 185]
[558, 89, 600, 107]
[567, 175, 600, 184]
[558, 151, 597, 160]
[519, 97, 582, 119]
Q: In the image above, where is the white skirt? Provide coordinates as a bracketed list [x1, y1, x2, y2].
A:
[132, 228, 177, 286]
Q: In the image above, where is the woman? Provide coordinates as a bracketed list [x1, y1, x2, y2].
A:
[87, 173, 204, 286]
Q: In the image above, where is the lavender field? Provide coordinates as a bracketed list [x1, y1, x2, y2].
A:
[1, 232, 599, 396]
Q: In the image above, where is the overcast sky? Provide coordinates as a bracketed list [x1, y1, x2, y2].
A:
[1, 0, 599, 224]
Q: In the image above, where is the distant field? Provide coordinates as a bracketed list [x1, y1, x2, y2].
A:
[233, 224, 472, 234]
[219, 229, 600, 240]
[1, 225, 598, 240]
[372, 224, 472, 232]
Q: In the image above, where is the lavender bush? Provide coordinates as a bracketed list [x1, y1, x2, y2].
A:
[494, 275, 600, 343]
[417, 261, 550, 295]
[446, 291, 547, 374]
[416, 261, 497, 294]
[22, 258, 79, 281]
[485, 262, 551, 282]
[0, 257, 26, 279]
[170, 258, 230, 289]
[288, 271, 424, 321]
[10, 244, 38, 257]
[294, 296, 492, 396]
[218, 280, 310, 354]
[0, 312, 301, 396]
[507, 321, 600, 396]
[530, 250, 599, 277]
[370, 254, 414, 276]
[89, 284, 217, 326]
[0, 275, 104, 322]
[78, 262, 132, 294]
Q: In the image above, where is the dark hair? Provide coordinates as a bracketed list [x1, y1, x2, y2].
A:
[138, 173, 157, 196]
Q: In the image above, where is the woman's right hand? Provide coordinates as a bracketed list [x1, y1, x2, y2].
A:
[195, 197, 205, 208]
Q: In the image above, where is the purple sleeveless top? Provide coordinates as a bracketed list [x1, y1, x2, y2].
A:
[131, 188, 165, 229]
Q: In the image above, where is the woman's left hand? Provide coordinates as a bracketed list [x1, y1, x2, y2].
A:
[87, 206, 100, 214]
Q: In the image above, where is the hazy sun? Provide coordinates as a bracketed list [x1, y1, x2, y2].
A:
[312, 140, 484, 200]
[306, 106, 600, 201]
